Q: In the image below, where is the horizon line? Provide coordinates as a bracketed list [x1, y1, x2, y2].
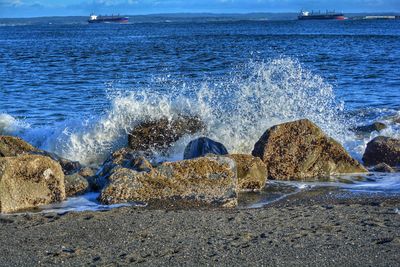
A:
[2, 11, 400, 19]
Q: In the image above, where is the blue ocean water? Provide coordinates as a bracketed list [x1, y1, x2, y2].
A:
[0, 19, 399, 208]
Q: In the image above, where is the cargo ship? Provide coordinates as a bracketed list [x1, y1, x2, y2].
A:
[88, 14, 128, 23]
[298, 10, 346, 20]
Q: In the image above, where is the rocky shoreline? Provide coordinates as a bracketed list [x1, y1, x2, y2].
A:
[1, 118, 399, 213]
[0, 117, 400, 266]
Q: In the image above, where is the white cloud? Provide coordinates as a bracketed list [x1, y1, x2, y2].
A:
[0, 0, 23, 6]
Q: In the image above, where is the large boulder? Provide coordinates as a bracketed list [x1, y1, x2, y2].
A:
[128, 116, 205, 152]
[228, 154, 267, 191]
[65, 173, 89, 197]
[0, 135, 38, 157]
[0, 155, 65, 213]
[183, 137, 228, 160]
[100, 156, 237, 207]
[362, 136, 400, 167]
[252, 119, 367, 180]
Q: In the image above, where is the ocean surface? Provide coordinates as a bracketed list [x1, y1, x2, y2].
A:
[1, 19, 399, 211]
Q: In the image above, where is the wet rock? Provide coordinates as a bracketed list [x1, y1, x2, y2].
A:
[36, 151, 82, 175]
[0, 135, 82, 175]
[0, 154, 65, 213]
[371, 163, 395, 173]
[392, 116, 400, 124]
[183, 137, 228, 160]
[78, 167, 96, 178]
[100, 156, 237, 207]
[94, 148, 153, 190]
[353, 122, 387, 134]
[362, 136, 400, 167]
[128, 116, 205, 152]
[252, 119, 367, 180]
[65, 173, 89, 197]
[228, 154, 267, 191]
[0, 135, 38, 157]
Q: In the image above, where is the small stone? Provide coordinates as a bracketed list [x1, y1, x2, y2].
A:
[353, 122, 387, 134]
[64, 173, 89, 197]
[78, 167, 95, 178]
[371, 163, 395, 173]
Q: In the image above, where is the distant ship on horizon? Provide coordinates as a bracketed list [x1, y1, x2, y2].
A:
[88, 14, 129, 23]
[298, 10, 346, 20]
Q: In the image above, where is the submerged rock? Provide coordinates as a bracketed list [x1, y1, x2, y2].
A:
[128, 116, 205, 152]
[228, 154, 267, 191]
[371, 163, 395, 173]
[0, 154, 65, 213]
[100, 156, 237, 207]
[392, 116, 400, 124]
[65, 173, 89, 197]
[183, 137, 228, 160]
[0, 135, 38, 157]
[362, 136, 400, 167]
[353, 122, 387, 134]
[252, 119, 367, 180]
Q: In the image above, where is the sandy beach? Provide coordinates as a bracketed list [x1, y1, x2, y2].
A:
[1, 189, 399, 266]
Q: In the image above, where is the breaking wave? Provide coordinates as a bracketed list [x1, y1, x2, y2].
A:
[1, 58, 386, 165]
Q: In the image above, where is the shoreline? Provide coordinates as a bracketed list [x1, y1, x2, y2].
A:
[1, 189, 399, 266]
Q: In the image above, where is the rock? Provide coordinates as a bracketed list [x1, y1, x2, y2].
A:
[0, 154, 65, 213]
[392, 116, 400, 124]
[94, 148, 153, 190]
[183, 137, 228, 160]
[353, 122, 387, 134]
[128, 116, 205, 152]
[371, 163, 395, 173]
[228, 154, 267, 191]
[36, 151, 82, 175]
[65, 173, 89, 197]
[100, 156, 237, 207]
[78, 167, 96, 178]
[0, 136, 81, 175]
[0, 135, 38, 157]
[362, 136, 400, 167]
[252, 119, 367, 180]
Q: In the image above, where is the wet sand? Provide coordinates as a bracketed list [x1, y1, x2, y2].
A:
[1, 189, 400, 266]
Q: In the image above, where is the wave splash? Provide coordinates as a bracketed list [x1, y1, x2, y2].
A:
[1, 58, 359, 165]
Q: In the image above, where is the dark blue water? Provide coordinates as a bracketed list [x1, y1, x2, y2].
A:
[1, 19, 399, 211]
[1, 20, 399, 124]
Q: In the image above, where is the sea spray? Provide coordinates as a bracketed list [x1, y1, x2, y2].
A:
[0, 113, 29, 135]
[0, 58, 371, 165]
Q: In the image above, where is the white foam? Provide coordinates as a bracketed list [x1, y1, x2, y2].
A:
[0, 113, 29, 135]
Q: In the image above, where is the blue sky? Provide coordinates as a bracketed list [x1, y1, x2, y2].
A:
[1, 0, 400, 18]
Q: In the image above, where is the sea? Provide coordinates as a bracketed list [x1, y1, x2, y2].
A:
[0, 17, 399, 211]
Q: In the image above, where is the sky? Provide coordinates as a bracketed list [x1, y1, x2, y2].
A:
[1, 0, 400, 18]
